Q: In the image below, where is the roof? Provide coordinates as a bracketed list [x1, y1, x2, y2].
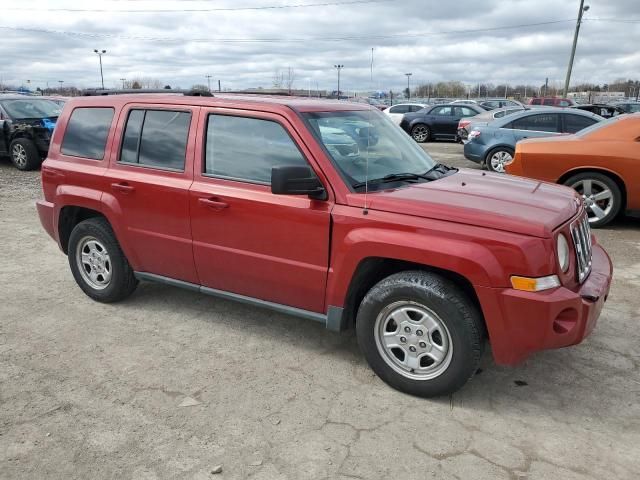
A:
[63, 93, 372, 114]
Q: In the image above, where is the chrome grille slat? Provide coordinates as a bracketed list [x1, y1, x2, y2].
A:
[571, 212, 593, 283]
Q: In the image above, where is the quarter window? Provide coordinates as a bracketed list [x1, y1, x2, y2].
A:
[119, 109, 191, 171]
[205, 115, 308, 184]
[563, 114, 597, 134]
[61, 107, 114, 160]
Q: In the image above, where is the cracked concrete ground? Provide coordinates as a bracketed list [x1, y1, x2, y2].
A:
[1, 142, 639, 480]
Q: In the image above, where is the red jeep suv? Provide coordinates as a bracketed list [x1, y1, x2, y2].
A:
[36, 92, 613, 397]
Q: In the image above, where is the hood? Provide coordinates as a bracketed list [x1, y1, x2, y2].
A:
[350, 169, 579, 238]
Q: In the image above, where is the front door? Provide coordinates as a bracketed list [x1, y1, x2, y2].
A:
[189, 109, 332, 312]
[509, 113, 561, 142]
[104, 104, 199, 283]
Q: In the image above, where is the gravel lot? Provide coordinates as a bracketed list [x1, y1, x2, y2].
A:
[1, 142, 639, 480]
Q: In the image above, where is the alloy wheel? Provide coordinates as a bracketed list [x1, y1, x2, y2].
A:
[412, 126, 429, 142]
[571, 178, 614, 223]
[11, 144, 27, 168]
[76, 236, 112, 290]
[489, 150, 513, 173]
[374, 301, 453, 380]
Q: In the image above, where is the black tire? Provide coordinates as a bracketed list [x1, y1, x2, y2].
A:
[564, 172, 622, 228]
[68, 217, 138, 303]
[10, 138, 42, 171]
[356, 271, 484, 397]
[410, 124, 430, 143]
[485, 146, 514, 173]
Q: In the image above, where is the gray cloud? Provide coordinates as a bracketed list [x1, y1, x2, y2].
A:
[1, 0, 638, 92]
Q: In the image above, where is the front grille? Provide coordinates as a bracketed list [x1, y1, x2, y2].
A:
[571, 213, 593, 283]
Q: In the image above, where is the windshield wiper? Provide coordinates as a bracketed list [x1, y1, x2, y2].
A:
[353, 172, 429, 189]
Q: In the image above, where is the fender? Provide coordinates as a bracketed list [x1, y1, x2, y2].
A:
[326, 227, 507, 309]
[97, 191, 142, 270]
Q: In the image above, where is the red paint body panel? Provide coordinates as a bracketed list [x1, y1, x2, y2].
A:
[38, 93, 614, 367]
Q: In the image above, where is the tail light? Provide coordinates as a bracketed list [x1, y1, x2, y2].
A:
[458, 119, 471, 129]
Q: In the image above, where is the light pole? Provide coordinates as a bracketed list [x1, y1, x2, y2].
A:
[563, 1, 589, 97]
[120, 78, 126, 89]
[334, 65, 344, 99]
[93, 49, 106, 89]
[405, 73, 412, 100]
[58, 80, 64, 92]
[205, 74, 212, 92]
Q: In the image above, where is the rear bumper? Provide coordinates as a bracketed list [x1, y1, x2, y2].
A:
[36, 199, 57, 242]
[477, 243, 613, 365]
[463, 141, 485, 163]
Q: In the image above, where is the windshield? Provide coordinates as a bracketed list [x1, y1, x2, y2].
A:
[0, 99, 61, 119]
[304, 109, 437, 190]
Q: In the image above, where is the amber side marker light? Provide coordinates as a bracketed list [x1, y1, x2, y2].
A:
[511, 275, 561, 292]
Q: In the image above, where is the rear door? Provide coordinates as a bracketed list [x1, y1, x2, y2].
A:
[387, 104, 410, 124]
[103, 104, 199, 283]
[189, 108, 332, 312]
[428, 106, 454, 136]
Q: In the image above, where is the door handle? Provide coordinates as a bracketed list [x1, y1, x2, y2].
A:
[111, 182, 135, 194]
[199, 197, 229, 210]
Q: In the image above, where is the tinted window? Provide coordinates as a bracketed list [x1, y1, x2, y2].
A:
[119, 109, 191, 170]
[431, 106, 452, 116]
[543, 99, 555, 106]
[205, 115, 308, 184]
[409, 105, 425, 112]
[389, 105, 410, 114]
[61, 107, 114, 160]
[563, 114, 597, 133]
[511, 114, 559, 132]
[0, 99, 61, 119]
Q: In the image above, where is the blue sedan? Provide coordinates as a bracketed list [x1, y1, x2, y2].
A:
[463, 108, 603, 172]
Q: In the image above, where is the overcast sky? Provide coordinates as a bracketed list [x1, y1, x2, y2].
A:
[1, 0, 639, 92]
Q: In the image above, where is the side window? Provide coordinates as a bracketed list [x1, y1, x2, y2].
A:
[431, 106, 452, 116]
[205, 115, 308, 184]
[513, 114, 560, 132]
[389, 105, 409, 114]
[455, 106, 476, 117]
[409, 105, 425, 112]
[61, 107, 114, 160]
[559, 101, 570, 107]
[119, 109, 191, 171]
[543, 99, 555, 106]
[563, 114, 597, 134]
[531, 99, 541, 105]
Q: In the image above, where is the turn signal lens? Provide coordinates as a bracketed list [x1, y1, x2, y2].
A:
[511, 275, 561, 292]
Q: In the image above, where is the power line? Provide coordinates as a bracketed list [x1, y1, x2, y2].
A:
[0, 19, 577, 44]
[3, 0, 392, 13]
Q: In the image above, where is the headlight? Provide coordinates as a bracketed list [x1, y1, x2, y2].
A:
[557, 234, 570, 273]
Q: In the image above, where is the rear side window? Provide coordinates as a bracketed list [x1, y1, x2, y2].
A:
[119, 109, 191, 171]
[455, 106, 476, 117]
[511, 114, 559, 132]
[563, 114, 597, 133]
[204, 114, 308, 184]
[61, 107, 114, 160]
[389, 105, 410, 114]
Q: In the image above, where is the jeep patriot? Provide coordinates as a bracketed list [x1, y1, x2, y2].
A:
[36, 92, 613, 397]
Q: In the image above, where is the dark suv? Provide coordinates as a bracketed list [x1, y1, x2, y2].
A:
[0, 95, 62, 170]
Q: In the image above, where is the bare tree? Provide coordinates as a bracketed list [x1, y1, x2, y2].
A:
[272, 70, 284, 89]
[285, 67, 296, 94]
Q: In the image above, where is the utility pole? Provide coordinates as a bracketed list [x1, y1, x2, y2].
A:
[334, 65, 344, 99]
[563, 1, 589, 97]
[58, 80, 64, 92]
[93, 49, 106, 89]
[218, 79, 221, 92]
[120, 78, 126, 89]
[205, 74, 212, 92]
[405, 73, 412, 100]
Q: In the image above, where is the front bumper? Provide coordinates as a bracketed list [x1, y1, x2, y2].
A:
[476, 243, 613, 365]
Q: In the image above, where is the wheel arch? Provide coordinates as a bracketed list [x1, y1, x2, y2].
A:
[58, 206, 108, 254]
[557, 167, 627, 210]
[484, 144, 515, 162]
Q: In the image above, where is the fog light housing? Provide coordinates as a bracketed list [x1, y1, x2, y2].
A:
[511, 275, 561, 292]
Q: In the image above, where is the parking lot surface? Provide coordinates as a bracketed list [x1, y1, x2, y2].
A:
[1, 142, 639, 479]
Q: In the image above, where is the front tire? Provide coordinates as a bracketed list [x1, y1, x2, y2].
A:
[565, 172, 622, 228]
[411, 124, 430, 143]
[10, 138, 41, 171]
[356, 271, 484, 397]
[68, 217, 138, 303]
[485, 147, 514, 173]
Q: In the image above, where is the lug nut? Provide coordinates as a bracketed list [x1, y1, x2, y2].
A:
[404, 327, 411, 333]
[400, 336, 407, 343]
[419, 342, 427, 348]
[416, 330, 423, 336]
[409, 346, 417, 352]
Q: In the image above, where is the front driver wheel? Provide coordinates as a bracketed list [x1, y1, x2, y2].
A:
[565, 172, 622, 228]
[10, 138, 41, 171]
[411, 124, 430, 143]
[356, 271, 485, 397]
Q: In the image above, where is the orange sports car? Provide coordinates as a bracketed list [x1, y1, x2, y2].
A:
[506, 113, 640, 227]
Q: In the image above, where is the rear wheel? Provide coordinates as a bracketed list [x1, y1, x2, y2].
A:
[411, 124, 430, 143]
[10, 138, 41, 171]
[68, 217, 138, 302]
[485, 147, 514, 173]
[565, 172, 622, 227]
[356, 271, 484, 397]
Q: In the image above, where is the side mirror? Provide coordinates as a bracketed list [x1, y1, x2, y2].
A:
[271, 165, 327, 200]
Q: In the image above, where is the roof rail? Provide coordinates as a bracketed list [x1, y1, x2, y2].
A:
[82, 88, 213, 97]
